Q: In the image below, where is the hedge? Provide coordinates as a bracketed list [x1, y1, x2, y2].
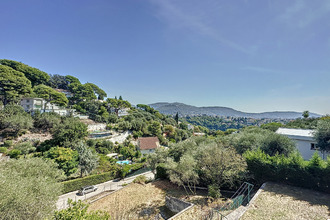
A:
[61, 162, 145, 194]
[61, 171, 116, 194]
[244, 149, 330, 193]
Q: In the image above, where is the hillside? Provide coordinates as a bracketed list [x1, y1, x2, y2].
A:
[149, 102, 321, 119]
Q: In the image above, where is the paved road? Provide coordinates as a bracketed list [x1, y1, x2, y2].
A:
[56, 171, 154, 210]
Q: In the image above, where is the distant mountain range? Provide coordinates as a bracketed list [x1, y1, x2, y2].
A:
[149, 102, 321, 119]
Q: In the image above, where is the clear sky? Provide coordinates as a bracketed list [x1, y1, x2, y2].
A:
[1, 0, 330, 115]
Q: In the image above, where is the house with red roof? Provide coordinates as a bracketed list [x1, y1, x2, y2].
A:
[138, 137, 160, 154]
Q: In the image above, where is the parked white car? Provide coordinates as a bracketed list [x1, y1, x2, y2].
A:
[78, 185, 97, 196]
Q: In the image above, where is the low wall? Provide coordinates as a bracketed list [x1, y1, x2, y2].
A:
[166, 196, 191, 213]
[165, 196, 194, 220]
[87, 123, 107, 132]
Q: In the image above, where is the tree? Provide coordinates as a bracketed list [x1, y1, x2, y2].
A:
[52, 117, 88, 147]
[46, 147, 79, 176]
[165, 154, 199, 194]
[175, 112, 179, 124]
[303, 110, 310, 119]
[65, 75, 81, 86]
[34, 85, 68, 111]
[0, 59, 50, 86]
[148, 121, 162, 136]
[0, 158, 63, 219]
[260, 122, 283, 132]
[0, 65, 32, 105]
[260, 133, 296, 156]
[33, 112, 62, 131]
[54, 199, 110, 220]
[196, 143, 246, 188]
[49, 74, 68, 89]
[85, 83, 107, 100]
[70, 83, 97, 103]
[146, 148, 168, 174]
[76, 141, 99, 177]
[0, 104, 33, 137]
[314, 119, 330, 153]
[106, 98, 131, 115]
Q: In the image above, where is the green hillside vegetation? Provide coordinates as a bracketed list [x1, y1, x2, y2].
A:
[1, 59, 330, 219]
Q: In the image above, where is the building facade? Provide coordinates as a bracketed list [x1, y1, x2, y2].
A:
[276, 128, 329, 160]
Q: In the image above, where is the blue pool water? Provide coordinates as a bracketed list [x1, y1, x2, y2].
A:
[116, 160, 130, 165]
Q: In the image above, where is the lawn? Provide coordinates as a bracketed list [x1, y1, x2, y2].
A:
[241, 182, 330, 220]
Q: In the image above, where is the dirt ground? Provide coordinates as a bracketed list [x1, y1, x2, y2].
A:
[88, 180, 228, 219]
[241, 182, 330, 220]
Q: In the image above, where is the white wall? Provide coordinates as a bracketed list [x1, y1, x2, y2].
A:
[293, 139, 329, 160]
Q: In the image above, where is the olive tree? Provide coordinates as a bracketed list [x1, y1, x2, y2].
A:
[0, 158, 63, 219]
[314, 119, 330, 153]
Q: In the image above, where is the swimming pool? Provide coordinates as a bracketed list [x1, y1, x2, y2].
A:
[116, 160, 131, 165]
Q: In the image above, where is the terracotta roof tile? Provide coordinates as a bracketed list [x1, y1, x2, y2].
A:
[138, 137, 160, 150]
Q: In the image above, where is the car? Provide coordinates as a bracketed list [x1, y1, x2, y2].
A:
[78, 185, 98, 196]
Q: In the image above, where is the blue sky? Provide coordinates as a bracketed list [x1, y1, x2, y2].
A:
[1, 0, 330, 114]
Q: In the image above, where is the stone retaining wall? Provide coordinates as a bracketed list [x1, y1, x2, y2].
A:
[87, 123, 107, 132]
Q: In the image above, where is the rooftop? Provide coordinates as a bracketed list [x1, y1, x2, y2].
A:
[276, 128, 314, 137]
[138, 137, 160, 150]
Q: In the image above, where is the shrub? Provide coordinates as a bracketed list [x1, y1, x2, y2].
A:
[208, 184, 221, 199]
[155, 163, 168, 179]
[3, 140, 13, 148]
[133, 175, 147, 184]
[8, 149, 22, 159]
[0, 147, 7, 154]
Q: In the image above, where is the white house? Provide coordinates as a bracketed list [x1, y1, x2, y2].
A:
[276, 128, 329, 160]
[20, 97, 71, 116]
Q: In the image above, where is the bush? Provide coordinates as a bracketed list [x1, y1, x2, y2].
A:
[155, 163, 168, 179]
[0, 147, 7, 154]
[8, 149, 21, 158]
[133, 175, 147, 184]
[3, 140, 13, 148]
[208, 184, 221, 199]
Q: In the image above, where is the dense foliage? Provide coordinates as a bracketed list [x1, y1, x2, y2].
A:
[0, 158, 63, 219]
[0, 65, 32, 105]
[54, 199, 110, 219]
[314, 119, 330, 152]
[148, 137, 247, 194]
[244, 150, 330, 193]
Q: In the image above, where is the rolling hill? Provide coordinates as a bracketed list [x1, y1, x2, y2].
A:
[149, 102, 321, 119]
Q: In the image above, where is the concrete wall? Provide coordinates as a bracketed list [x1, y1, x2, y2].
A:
[165, 196, 191, 213]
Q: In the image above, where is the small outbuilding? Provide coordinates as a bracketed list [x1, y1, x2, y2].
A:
[137, 137, 160, 154]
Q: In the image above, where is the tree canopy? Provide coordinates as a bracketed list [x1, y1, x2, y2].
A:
[0, 158, 63, 219]
[34, 84, 69, 110]
[0, 59, 50, 86]
[314, 119, 330, 152]
[0, 65, 32, 105]
[85, 83, 107, 100]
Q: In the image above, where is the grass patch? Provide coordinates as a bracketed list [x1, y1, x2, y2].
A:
[241, 182, 330, 220]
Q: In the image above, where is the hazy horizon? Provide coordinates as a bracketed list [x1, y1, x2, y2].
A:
[1, 1, 330, 115]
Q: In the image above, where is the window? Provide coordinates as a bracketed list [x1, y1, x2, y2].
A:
[26, 105, 30, 108]
[311, 143, 319, 150]
[26, 99, 30, 103]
